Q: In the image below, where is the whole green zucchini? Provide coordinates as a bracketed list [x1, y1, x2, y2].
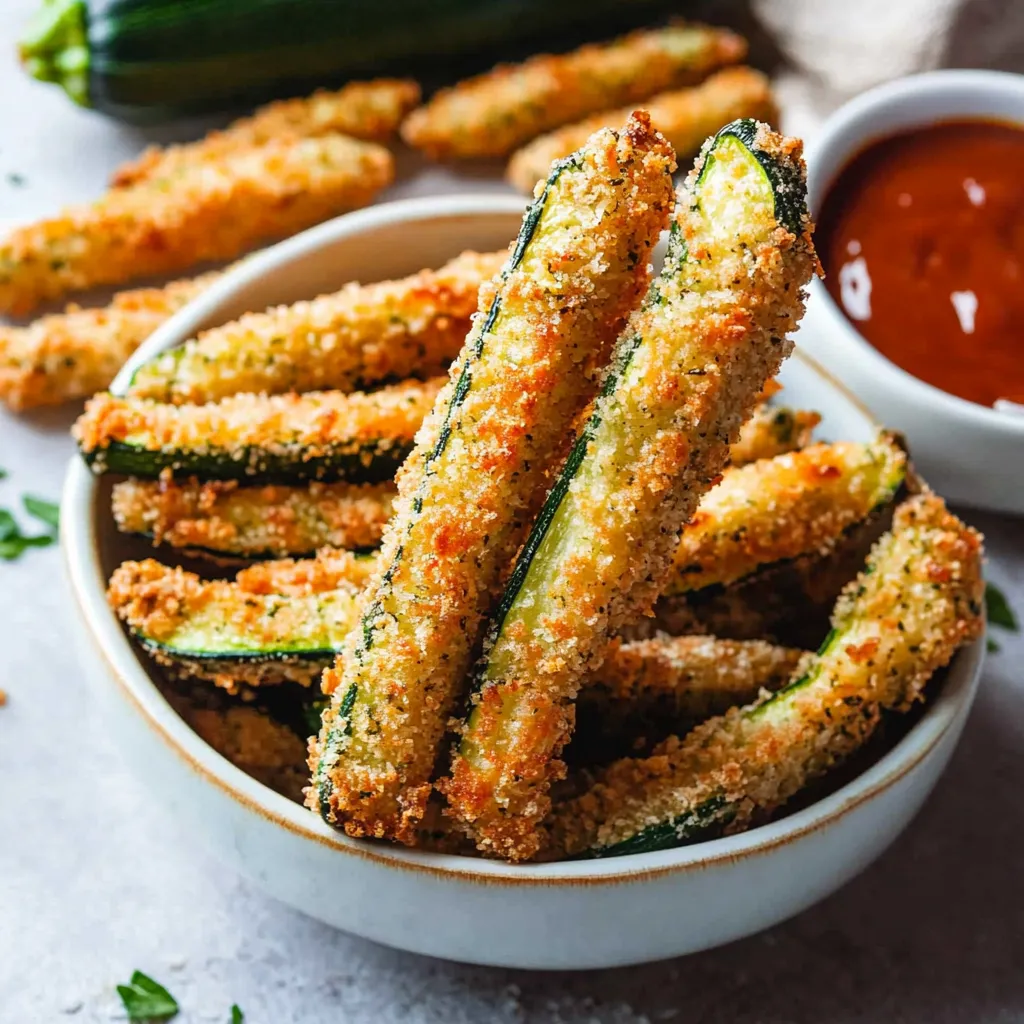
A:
[19, 0, 672, 121]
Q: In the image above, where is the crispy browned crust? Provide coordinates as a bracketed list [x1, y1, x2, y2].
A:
[0, 134, 393, 316]
[551, 493, 985, 856]
[74, 377, 441, 465]
[127, 249, 505, 404]
[113, 476, 396, 559]
[665, 440, 906, 593]
[0, 271, 220, 411]
[402, 24, 745, 159]
[113, 79, 420, 188]
[443, 123, 818, 861]
[728, 404, 820, 466]
[508, 66, 775, 192]
[309, 114, 677, 844]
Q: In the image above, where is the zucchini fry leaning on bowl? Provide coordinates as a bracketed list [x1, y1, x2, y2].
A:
[551, 493, 984, 858]
[309, 114, 677, 844]
[442, 119, 818, 861]
[126, 249, 505, 404]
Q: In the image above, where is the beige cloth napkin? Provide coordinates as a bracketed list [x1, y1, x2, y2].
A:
[751, 0, 1024, 136]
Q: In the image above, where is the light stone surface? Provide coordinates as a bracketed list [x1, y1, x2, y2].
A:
[1, 3, 1022, 1020]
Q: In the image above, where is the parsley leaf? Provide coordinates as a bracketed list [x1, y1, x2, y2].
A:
[0, 533, 53, 560]
[0, 509, 17, 542]
[0, 466, 7, 479]
[22, 494, 60, 530]
[985, 582, 1019, 633]
[987, 638, 1001, 654]
[231, 1006, 244, 1024]
[116, 971, 179, 1021]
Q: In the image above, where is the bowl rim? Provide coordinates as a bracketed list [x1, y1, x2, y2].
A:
[805, 67, 1024, 437]
[63, 193, 986, 886]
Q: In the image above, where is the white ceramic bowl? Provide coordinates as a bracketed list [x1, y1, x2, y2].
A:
[800, 69, 1024, 515]
[62, 196, 985, 970]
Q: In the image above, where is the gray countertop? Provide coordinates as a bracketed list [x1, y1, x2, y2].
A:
[1, 3, 1022, 1020]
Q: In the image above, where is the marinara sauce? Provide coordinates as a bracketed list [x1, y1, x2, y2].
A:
[816, 120, 1024, 408]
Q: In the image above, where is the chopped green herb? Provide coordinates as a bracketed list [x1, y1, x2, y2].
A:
[985, 582, 1019, 632]
[0, 509, 16, 542]
[231, 1006, 244, 1024]
[22, 494, 60, 530]
[116, 971, 179, 1021]
[0, 533, 53, 560]
[987, 638, 1001, 654]
[0, 467, 7, 479]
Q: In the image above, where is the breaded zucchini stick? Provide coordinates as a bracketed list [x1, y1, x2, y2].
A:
[310, 115, 676, 843]
[126, 250, 505, 404]
[552, 494, 985, 858]
[573, 636, 806, 762]
[665, 437, 907, 595]
[0, 134, 393, 316]
[728, 404, 820, 466]
[0, 271, 220, 411]
[112, 476, 396, 560]
[113, 79, 420, 188]
[74, 377, 441, 484]
[508, 66, 775, 192]
[444, 120, 817, 860]
[107, 553, 371, 691]
[402, 24, 745, 159]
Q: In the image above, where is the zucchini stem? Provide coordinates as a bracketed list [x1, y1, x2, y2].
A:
[19, 0, 90, 107]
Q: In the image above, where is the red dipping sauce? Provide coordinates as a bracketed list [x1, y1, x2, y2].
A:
[816, 120, 1024, 408]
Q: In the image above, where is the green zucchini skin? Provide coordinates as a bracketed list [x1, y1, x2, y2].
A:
[23, 0, 669, 121]
[83, 436, 409, 485]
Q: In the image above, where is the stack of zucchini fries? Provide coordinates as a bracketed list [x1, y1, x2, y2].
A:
[3, 21, 779, 414]
[81, 114, 984, 862]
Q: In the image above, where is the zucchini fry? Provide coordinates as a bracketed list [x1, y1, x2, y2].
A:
[107, 552, 372, 691]
[310, 115, 676, 844]
[729, 404, 820, 466]
[74, 377, 441, 484]
[112, 477, 396, 560]
[445, 120, 817, 860]
[552, 493, 984, 858]
[113, 79, 420, 187]
[0, 270, 220, 411]
[127, 250, 505, 404]
[402, 24, 745, 159]
[665, 437, 907, 594]
[573, 636, 806, 762]
[508, 66, 776, 193]
[0, 134, 393, 315]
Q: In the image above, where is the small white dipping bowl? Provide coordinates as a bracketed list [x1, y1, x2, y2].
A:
[63, 195, 984, 969]
[801, 69, 1024, 515]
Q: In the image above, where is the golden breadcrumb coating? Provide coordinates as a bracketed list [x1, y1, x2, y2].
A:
[0, 270, 220, 411]
[113, 475, 396, 559]
[402, 24, 745, 159]
[728, 404, 820, 466]
[551, 493, 985, 857]
[445, 121, 817, 861]
[127, 250, 505, 403]
[107, 555, 367, 691]
[0, 133, 393, 316]
[309, 114, 677, 845]
[665, 438, 907, 594]
[508, 66, 775, 192]
[74, 377, 441, 479]
[113, 79, 420, 187]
